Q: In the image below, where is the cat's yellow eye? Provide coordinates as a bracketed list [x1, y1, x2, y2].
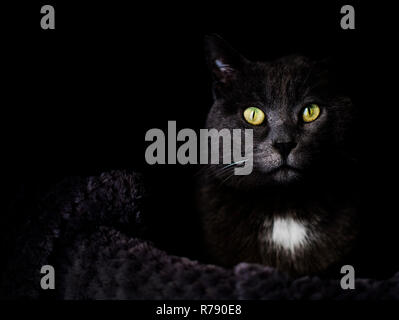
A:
[243, 107, 265, 125]
[302, 104, 321, 123]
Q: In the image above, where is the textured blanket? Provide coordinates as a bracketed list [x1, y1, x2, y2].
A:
[2, 171, 399, 299]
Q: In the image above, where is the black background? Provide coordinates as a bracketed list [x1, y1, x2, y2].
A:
[2, 0, 399, 282]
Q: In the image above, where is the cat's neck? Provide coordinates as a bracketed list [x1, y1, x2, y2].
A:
[197, 175, 358, 275]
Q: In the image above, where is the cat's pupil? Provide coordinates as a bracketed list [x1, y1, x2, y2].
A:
[304, 107, 312, 117]
[250, 110, 255, 120]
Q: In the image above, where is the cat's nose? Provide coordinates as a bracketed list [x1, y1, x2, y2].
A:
[273, 141, 297, 159]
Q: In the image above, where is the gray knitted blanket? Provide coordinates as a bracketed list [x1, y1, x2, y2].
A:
[2, 171, 398, 299]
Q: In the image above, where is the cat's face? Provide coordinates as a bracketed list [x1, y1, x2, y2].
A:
[204, 35, 353, 188]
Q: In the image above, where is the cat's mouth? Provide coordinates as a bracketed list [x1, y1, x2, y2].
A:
[269, 164, 300, 174]
[266, 164, 302, 183]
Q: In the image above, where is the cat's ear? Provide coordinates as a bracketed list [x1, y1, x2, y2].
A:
[204, 34, 247, 84]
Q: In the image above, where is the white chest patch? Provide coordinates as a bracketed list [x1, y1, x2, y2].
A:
[271, 217, 308, 252]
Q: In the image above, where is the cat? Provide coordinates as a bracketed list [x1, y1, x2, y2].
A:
[196, 34, 359, 277]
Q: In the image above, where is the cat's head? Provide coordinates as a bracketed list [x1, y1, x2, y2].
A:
[204, 35, 354, 188]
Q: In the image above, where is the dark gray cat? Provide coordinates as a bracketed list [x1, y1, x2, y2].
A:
[197, 35, 359, 276]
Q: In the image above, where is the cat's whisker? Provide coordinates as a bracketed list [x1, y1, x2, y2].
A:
[211, 159, 247, 174]
[210, 159, 248, 180]
[195, 159, 249, 181]
[218, 172, 235, 187]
